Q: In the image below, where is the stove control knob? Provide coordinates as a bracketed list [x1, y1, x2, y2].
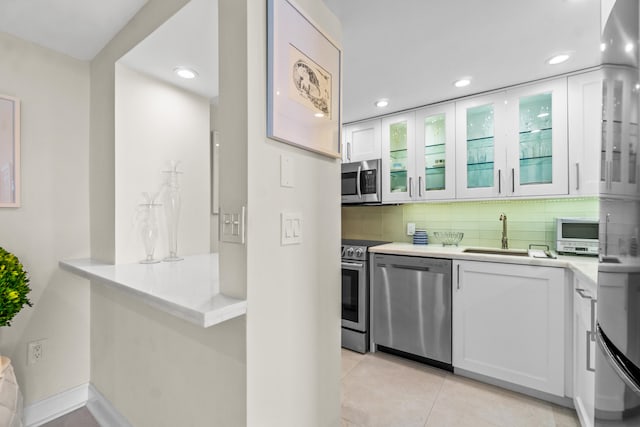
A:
[346, 247, 354, 257]
[355, 248, 364, 258]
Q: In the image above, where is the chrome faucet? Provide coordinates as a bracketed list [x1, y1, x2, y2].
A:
[500, 213, 508, 249]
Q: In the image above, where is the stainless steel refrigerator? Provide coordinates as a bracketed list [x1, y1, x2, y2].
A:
[596, 1, 640, 425]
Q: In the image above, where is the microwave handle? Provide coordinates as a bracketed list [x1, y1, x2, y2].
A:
[356, 165, 362, 199]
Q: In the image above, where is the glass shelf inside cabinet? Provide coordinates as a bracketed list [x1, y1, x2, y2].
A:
[519, 92, 553, 186]
[466, 104, 495, 189]
[389, 121, 408, 192]
[423, 113, 447, 192]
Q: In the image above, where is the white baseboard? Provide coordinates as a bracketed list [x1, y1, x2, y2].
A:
[86, 384, 133, 427]
[23, 383, 132, 427]
[24, 383, 89, 427]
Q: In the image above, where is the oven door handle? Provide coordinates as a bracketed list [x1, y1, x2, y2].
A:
[356, 166, 362, 199]
[342, 261, 365, 269]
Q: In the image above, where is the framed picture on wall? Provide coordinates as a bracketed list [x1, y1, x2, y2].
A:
[267, 0, 342, 159]
[0, 94, 20, 207]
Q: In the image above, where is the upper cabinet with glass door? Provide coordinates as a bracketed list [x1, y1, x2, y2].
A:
[456, 78, 568, 199]
[381, 104, 456, 203]
[455, 92, 507, 199]
[601, 66, 639, 198]
[342, 119, 382, 163]
[381, 112, 416, 202]
[414, 103, 456, 200]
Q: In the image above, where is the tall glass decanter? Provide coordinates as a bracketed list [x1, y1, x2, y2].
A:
[138, 192, 162, 264]
[162, 161, 183, 262]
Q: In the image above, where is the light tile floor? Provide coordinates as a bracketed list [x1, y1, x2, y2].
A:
[41, 407, 100, 427]
[341, 348, 580, 427]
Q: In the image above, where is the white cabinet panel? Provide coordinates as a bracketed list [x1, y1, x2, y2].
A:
[573, 273, 597, 427]
[568, 70, 603, 196]
[342, 119, 382, 163]
[452, 261, 566, 396]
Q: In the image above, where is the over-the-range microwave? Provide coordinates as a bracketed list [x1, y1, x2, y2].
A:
[341, 159, 382, 205]
[556, 217, 599, 256]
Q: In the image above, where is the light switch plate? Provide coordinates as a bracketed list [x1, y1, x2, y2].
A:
[281, 212, 302, 245]
[220, 206, 246, 244]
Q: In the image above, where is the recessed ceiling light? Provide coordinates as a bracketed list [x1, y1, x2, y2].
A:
[547, 54, 570, 65]
[454, 79, 471, 88]
[174, 67, 198, 79]
[625, 42, 635, 53]
[314, 113, 325, 118]
[600, 42, 607, 52]
[375, 99, 389, 108]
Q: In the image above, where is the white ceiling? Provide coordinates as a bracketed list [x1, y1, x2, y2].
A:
[118, 0, 219, 101]
[0, 0, 147, 60]
[323, 0, 602, 123]
[0, 0, 602, 116]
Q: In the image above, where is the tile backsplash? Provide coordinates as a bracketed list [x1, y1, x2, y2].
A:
[342, 197, 599, 250]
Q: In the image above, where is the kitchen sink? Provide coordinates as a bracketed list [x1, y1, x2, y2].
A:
[463, 248, 530, 257]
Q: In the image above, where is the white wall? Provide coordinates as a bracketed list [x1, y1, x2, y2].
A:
[90, 1, 246, 426]
[233, 0, 343, 424]
[0, 32, 90, 404]
[114, 63, 210, 263]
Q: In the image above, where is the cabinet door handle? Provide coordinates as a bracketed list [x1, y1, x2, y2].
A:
[575, 162, 580, 191]
[590, 298, 597, 338]
[575, 288, 592, 300]
[418, 176, 423, 197]
[498, 169, 502, 194]
[456, 264, 460, 290]
[586, 330, 595, 372]
[409, 177, 413, 198]
[511, 168, 515, 193]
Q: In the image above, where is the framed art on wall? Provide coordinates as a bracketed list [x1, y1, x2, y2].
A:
[267, 0, 341, 158]
[0, 95, 20, 207]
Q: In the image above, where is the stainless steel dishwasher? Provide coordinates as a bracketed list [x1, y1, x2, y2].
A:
[372, 254, 452, 367]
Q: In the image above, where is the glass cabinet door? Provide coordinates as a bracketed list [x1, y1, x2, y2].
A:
[381, 112, 415, 202]
[518, 92, 553, 186]
[456, 92, 506, 199]
[507, 78, 568, 197]
[415, 103, 455, 200]
[601, 67, 639, 197]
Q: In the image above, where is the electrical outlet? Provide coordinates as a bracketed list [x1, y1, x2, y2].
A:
[27, 339, 46, 365]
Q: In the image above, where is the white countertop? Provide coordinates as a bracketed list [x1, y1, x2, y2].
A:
[59, 253, 247, 328]
[369, 243, 600, 285]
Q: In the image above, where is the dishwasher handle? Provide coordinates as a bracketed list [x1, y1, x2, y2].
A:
[376, 263, 431, 272]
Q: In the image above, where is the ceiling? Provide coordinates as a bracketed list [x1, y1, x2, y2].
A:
[323, 0, 602, 123]
[0, 0, 604, 117]
[118, 0, 218, 101]
[0, 0, 147, 60]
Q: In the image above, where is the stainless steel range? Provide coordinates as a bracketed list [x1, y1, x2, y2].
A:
[341, 239, 387, 353]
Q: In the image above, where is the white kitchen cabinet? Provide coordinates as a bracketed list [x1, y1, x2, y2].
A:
[568, 69, 603, 196]
[381, 112, 416, 202]
[456, 78, 568, 199]
[342, 119, 382, 163]
[452, 260, 566, 396]
[381, 105, 456, 203]
[414, 103, 456, 200]
[573, 272, 597, 427]
[601, 66, 639, 197]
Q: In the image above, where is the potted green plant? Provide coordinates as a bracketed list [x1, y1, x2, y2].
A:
[0, 247, 32, 327]
[0, 246, 31, 427]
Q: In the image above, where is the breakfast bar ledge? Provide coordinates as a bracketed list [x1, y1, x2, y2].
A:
[59, 253, 246, 328]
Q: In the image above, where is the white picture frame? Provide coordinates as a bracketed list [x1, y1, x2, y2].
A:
[0, 94, 20, 208]
[267, 0, 341, 158]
